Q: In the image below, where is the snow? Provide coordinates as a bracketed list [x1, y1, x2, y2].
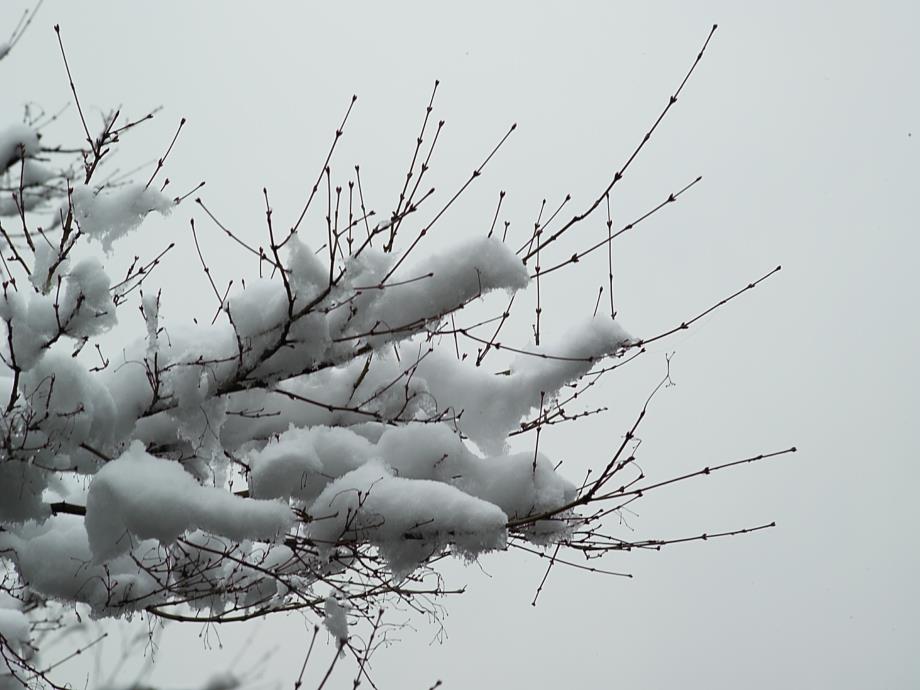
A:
[202, 672, 241, 690]
[0, 608, 29, 653]
[409, 317, 632, 451]
[249, 422, 575, 532]
[29, 242, 65, 292]
[141, 290, 160, 357]
[85, 441, 294, 561]
[70, 183, 173, 251]
[59, 257, 118, 335]
[226, 278, 292, 341]
[367, 236, 528, 335]
[0, 189, 44, 217]
[249, 425, 373, 501]
[21, 352, 116, 470]
[163, 532, 294, 612]
[18, 159, 54, 186]
[323, 596, 349, 643]
[0, 464, 50, 523]
[306, 460, 508, 575]
[164, 363, 229, 464]
[0, 288, 50, 371]
[0, 517, 162, 613]
[380, 424, 577, 525]
[0, 124, 39, 173]
[285, 234, 326, 298]
[1, 257, 117, 371]
[224, 317, 631, 455]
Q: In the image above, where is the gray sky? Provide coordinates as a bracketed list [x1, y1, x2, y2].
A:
[2, 1, 918, 688]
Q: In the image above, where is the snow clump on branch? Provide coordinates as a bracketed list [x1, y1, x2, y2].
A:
[70, 183, 173, 252]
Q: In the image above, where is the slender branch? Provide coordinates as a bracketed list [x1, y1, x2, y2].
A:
[635, 265, 782, 348]
[380, 123, 516, 284]
[288, 95, 358, 241]
[520, 24, 718, 262]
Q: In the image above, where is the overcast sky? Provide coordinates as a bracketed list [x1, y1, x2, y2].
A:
[3, 2, 918, 689]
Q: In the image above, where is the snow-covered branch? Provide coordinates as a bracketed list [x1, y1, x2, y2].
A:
[0, 15, 789, 689]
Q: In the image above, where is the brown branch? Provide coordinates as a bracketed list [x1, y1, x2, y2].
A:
[635, 265, 782, 348]
[520, 24, 718, 262]
[288, 95, 358, 241]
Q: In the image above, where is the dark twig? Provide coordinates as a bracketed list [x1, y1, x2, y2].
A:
[520, 24, 718, 262]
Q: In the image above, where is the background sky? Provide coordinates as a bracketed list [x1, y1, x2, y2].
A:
[2, 2, 918, 689]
